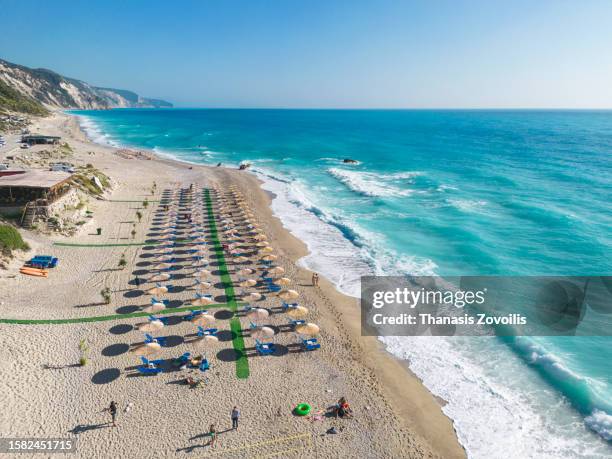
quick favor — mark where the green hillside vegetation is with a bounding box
[0,79,49,115]
[70,165,111,196]
[0,224,30,256]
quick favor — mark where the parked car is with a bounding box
[50,162,75,173]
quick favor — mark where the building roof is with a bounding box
[0,170,72,189]
[22,135,61,140]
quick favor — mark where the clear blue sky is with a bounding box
[1,0,612,108]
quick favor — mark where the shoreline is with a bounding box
[1,110,465,458]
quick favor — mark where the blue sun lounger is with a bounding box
[148,315,169,324]
[151,297,170,306]
[197,326,218,337]
[302,338,321,351]
[137,365,162,375]
[28,255,58,269]
[255,339,276,356]
[140,356,164,366]
[175,352,191,365]
[288,319,306,329]
[184,310,207,321]
[144,333,168,346]
[199,359,210,372]
[282,302,299,311]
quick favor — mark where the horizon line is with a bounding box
[72,107,612,111]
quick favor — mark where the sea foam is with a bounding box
[327,167,416,197]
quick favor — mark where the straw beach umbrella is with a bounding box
[256,241,269,247]
[191,314,216,326]
[193,334,219,345]
[192,269,211,278]
[244,292,262,302]
[268,266,285,276]
[191,296,214,306]
[287,305,309,318]
[253,234,267,241]
[276,277,291,286]
[149,273,171,282]
[234,256,249,263]
[136,320,165,332]
[146,284,168,295]
[261,254,277,262]
[238,268,255,276]
[295,323,320,336]
[193,280,212,290]
[153,262,172,270]
[279,290,299,301]
[240,279,257,288]
[251,326,275,340]
[247,308,269,321]
[131,342,162,356]
[260,246,274,253]
[143,302,166,313]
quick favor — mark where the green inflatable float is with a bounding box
[294,403,311,416]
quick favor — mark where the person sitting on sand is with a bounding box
[185,376,202,388]
[335,397,353,418]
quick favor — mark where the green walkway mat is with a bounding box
[204,188,250,379]
[0,303,230,325]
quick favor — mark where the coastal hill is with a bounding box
[0,58,172,115]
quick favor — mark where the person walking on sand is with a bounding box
[312,272,319,287]
[231,406,240,430]
[104,401,118,427]
[208,424,217,447]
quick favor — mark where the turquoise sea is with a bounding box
[73,109,612,458]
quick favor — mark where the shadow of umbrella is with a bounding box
[216,348,243,362]
[91,368,121,385]
[101,343,130,357]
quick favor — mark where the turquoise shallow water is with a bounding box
[73,109,612,457]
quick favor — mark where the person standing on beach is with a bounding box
[208,424,217,447]
[231,406,240,430]
[104,401,118,427]
[312,273,319,287]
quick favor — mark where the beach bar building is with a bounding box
[0,170,72,205]
[21,135,61,145]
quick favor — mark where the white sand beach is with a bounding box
[0,112,465,458]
